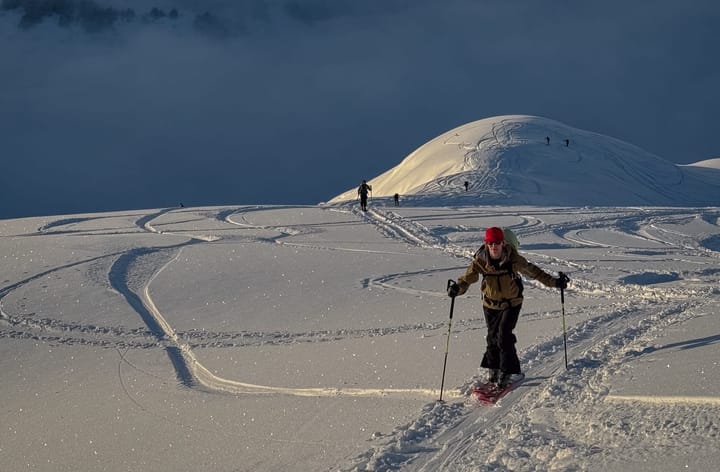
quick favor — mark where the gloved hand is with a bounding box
[447,280,460,298]
[556,272,570,289]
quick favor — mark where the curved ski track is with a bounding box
[1,206,471,400]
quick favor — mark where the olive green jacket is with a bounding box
[456,244,557,309]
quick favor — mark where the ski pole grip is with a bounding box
[447,279,458,296]
[558,272,566,303]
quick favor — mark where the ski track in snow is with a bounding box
[331,204,720,471]
[2,204,720,470]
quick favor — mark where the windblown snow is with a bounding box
[1,115,719,471]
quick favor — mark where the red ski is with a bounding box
[470,375,524,405]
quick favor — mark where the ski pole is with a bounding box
[439,280,457,402]
[559,272,569,369]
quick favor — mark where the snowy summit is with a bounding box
[330,115,719,207]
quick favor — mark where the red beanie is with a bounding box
[485,227,505,243]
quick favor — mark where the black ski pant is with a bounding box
[480,304,522,374]
[360,195,368,210]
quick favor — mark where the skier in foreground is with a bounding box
[448,227,569,388]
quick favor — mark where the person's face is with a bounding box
[487,241,503,259]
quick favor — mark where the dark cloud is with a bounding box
[1,0,719,218]
[0,0,421,35]
[1,0,168,32]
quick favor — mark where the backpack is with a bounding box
[502,227,520,250]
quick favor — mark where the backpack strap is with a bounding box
[478,247,524,298]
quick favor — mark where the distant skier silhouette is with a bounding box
[464,181,470,191]
[394,193,400,207]
[358,180,372,211]
[565,139,570,147]
[546,136,550,145]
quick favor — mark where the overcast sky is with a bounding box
[1,0,719,219]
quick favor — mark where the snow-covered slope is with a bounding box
[2,204,719,471]
[685,158,720,169]
[329,115,719,206]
